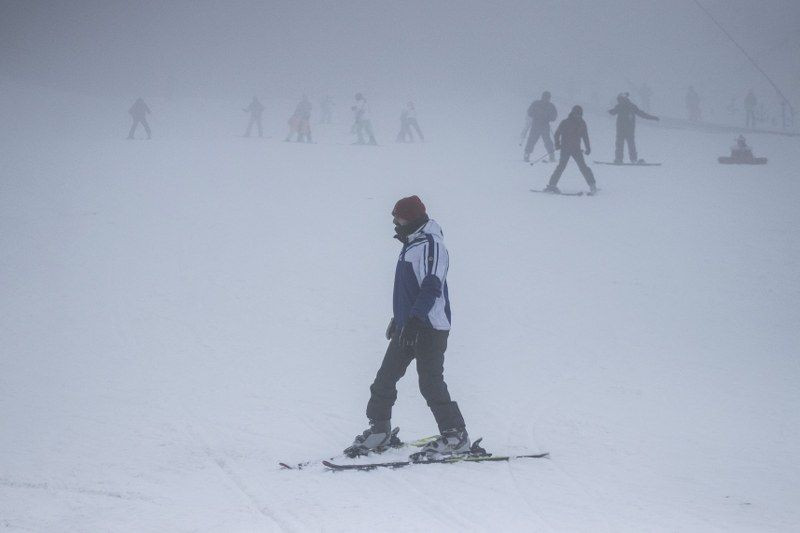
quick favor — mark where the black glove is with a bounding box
[584,147,591,155]
[399,316,425,350]
[385,317,396,340]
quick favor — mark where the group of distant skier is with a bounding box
[520,90,663,194]
[126,93,424,146]
[682,87,793,130]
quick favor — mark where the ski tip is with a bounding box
[518,452,550,459]
[322,460,344,471]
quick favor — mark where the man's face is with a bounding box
[393,216,408,227]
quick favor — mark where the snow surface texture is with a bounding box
[1,86,799,532]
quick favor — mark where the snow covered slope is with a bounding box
[1,90,799,532]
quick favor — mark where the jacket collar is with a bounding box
[401,219,443,245]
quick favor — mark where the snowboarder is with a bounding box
[127,98,151,140]
[523,91,557,162]
[285,94,312,143]
[686,86,701,122]
[319,95,334,124]
[545,105,597,194]
[744,90,757,128]
[608,93,659,163]
[396,101,424,142]
[243,96,264,137]
[718,135,767,164]
[345,196,469,458]
[351,93,377,145]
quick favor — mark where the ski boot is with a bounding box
[613,158,623,164]
[343,420,400,458]
[410,427,471,461]
[589,183,598,195]
[543,184,561,194]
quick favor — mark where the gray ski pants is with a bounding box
[366,329,465,432]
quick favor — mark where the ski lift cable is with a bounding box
[692,0,795,113]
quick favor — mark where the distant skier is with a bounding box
[243,96,264,138]
[638,83,653,113]
[285,94,312,143]
[345,195,469,458]
[744,90,757,128]
[545,105,597,194]
[686,86,701,122]
[608,93,659,163]
[319,95,334,124]
[352,93,377,145]
[523,91,557,162]
[396,101,424,142]
[127,98,151,140]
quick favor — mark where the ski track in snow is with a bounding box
[0,478,155,503]
[184,424,289,531]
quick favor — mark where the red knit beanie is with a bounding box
[392,195,426,221]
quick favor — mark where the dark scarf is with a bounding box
[394,215,429,243]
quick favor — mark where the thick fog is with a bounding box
[2,0,798,114]
[3,2,800,530]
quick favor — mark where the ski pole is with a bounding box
[529,152,551,165]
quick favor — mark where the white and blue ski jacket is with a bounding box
[393,219,451,331]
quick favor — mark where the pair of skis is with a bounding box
[530,188,598,197]
[593,160,661,166]
[323,449,550,471]
[280,432,550,472]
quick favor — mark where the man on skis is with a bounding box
[351,93,377,145]
[127,97,152,140]
[345,196,469,458]
[608,92,659,163]
[523,91,557,162]
[545,105,597,194]
[243,96,265,138]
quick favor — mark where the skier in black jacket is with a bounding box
[127,98,151,140]
[243,96,265,137]
[546,105,596,194]
[523,91,557,162]
[608,93,659,163]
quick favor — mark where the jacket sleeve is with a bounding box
[634,105,657,120]
[553,121,563,146]
[549,103,557,122]
[582,122,590,151]
[409,238,448,321]
[608,105,619,115]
